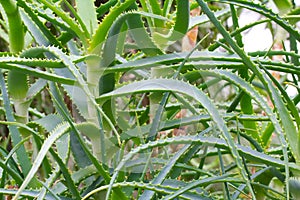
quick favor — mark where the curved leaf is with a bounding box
[101,78,252,199]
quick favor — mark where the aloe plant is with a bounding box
[0,0,299,199]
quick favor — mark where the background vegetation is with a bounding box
[0,0,299,199]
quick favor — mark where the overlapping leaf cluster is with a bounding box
[0,0,299,199]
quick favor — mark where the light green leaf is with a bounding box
[75,0,97,35]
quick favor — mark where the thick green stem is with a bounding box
[7,71,29,123]
[0,0,29,123]
[0,0,24,53]
[86,60,100,124]
[0,2,40,188]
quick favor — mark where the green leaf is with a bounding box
[14,123,75,199]
[139,144,190,199]
[103,135,300,199]
[211,0,300,42]
[50,89,128,200]
[0,71,32,177]
[152,0,190,46]
[0,56,65,68]
[0,63,76,85]
[83,180,215,200]
[100,78,252,199]
[17,0,63,48]
[195,0,293,197]
[75,0,97,35]
[272,0,293,14]
[96,0,118,17]
[189,7,230,29]
[34,114,70,163]
[89,0,136,53]
[0,188,70,200]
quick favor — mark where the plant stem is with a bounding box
[0,0,29,124]
[0,0,24,53]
